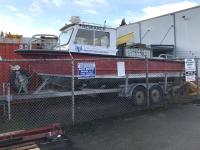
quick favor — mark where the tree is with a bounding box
[120,18,126,26]
[0,31,4,37]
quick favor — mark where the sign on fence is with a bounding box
[117,62,125,77]
[185,59,196,81]
[78,62,96,79]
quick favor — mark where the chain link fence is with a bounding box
[0,59,73,133]
[0,57,198,134]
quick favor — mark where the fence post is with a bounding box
[2,83,6,116]
[2,82,5,95]
[145,56,150,108]
[195,58,199,98]
[7,83,11,120]
[71,59,75,125]
[164,73,168,95]
[125,74,129,95]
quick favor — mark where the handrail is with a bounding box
[27,34,58,50]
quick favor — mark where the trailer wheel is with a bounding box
[132,86,147,106]
[10,69,31,94]
[149,85,163,105]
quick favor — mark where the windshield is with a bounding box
[59,28,73,46]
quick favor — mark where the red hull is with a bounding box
[0,43,184,94]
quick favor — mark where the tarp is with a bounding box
[117,32,133,45]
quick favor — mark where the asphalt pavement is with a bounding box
[70,103,200,150]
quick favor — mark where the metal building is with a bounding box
[117,5,200,59]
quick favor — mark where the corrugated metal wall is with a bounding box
[117,6,200,59]
[0,43,21,59]
[175,7,200,58]
[140,15,174,45]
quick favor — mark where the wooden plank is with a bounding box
[2,142,37,150]
[15,144,39,150]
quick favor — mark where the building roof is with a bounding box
[117,5,200,28]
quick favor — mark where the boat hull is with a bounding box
[0,44,185,94]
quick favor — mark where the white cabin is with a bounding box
[56,19,118,56]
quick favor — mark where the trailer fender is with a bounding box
[123,84,146,97]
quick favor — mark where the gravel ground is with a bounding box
[70,103,200,150]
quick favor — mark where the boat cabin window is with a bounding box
[74,29,110,47]
[59,28,73,46]
[74,29,94,45]
[95,31,110,47]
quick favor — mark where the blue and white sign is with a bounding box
[78,62,96,79]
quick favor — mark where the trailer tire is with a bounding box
[132,86,147,106]
[10,69,31,93]
[149,85,163,105]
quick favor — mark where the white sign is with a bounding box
[117,62,125,77]
[185,59,196,81]
[78,62,96,79]
[185,72,196,82]
[185,59,196,71]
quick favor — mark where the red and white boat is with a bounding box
[0,17,184,97]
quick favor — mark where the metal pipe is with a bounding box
[71,59,75,125]
[195,58,199,98]
[7,83,11,120]
[141,29,150,42]
[2,82,5,95]
[0,57,148,62]
[138,22,142,44]
[160,25,174,45]
[171,13,177,58]
[2,83,6,116]
[125,74,129,95]
[164,73,168,95]
[145,56,150,108]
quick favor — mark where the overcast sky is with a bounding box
[0,0,199,36]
